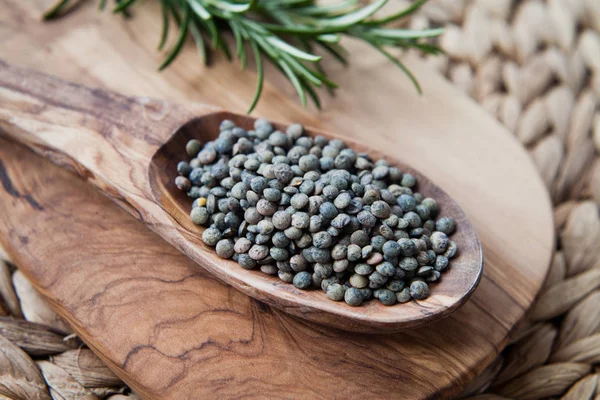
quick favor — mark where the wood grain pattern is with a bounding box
[0,61,482,332]
[0,0,554,397]
[0,138,531,400]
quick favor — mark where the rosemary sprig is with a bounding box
[43,0,442,113]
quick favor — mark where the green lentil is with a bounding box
[396,288,412,303]
[436,217,456,235]
[326,284,346,301]
[410,280,429,300]
[344,287,363,306]
[293,271,312,289]
[178,118,459,307]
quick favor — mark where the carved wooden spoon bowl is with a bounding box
[0,60,482,333]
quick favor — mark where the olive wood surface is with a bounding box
[0,0,554,397]
[0,60,482,332]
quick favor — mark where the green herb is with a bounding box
[43,0,442,112]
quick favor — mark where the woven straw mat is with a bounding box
[1,0,599,399]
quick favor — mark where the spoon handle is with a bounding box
[0,59,217,220]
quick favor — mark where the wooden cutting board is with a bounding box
[0,1,554,399]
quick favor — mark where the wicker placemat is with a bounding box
[1,1,599,399]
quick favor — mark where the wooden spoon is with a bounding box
[0,59,482,333]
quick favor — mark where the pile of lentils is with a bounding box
[174,118,458,307]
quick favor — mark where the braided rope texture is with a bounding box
[0,0,599,399]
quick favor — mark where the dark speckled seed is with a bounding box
[415,204,431,220]
[355,263,373,276]
[363,188,380,205]
[260,265,278,275]
[410,280,429,300]
[326,284,346,301]
[376,262,396,277]
[399,257,418,271]
[234,238,252,253]
[312,248,331,263]
[416,251,432,266]
[398,194,417,212]
[290,193,309,209]
[272,231,290,248]
[284,227,303,240]
[299,180,315,195]
[202,226,221,246]
[347,244,361,261]
[190,207,209,226]
[327,226,340,237]
[322,185,339,200]
[319,202,338,220]
[270,247,289,261]
[285,123,303,140]
[314,263,333,279]
[396,287,411,303]
[445,241,458,258]
[263,188,281,202]
[309,215,323,232]
[320,157,334,171]
[371,236,386,252]
[431,232,449,254]
[401,173,416,188]
[350,231,370,247]
[333,192,352,209]
[288,254,307,272]
[386,279,404,291]
[293,271,312,289]
[278,270,294,283]
[188,187,202,199]
[256,199,277,216]
[280,193,291,206]
[417,266,434,277]
[331,243,347,260]
[333,260,349,273]
[313,231,332,249]
[272,211,291,230]
[436,217,456,235]
[250,176,268,193]
[249,245,269,260]
[421,198,439,218]
[244,207,262,224]
[215,239,235,258]
[273,163,294,183]
[296,233,313,249]
[378,224,394,240]
[403,212,422,228]
[378,289,396,305]
[186,139,203,157]
[361,245,373,259]
[334,154,353,170]
[357,210,377,228]
[344,288,363,306]
[331,214,350,229]
[291,212,310,229]
[238,254,257,270]
[302,248,315,263]
[346,197,364,214]
[435,255,449,271]
[299,155,319,171]
[370,201,391,219]
[224,212,242,229]
[177,161,192,176]
[410,228,424,238]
